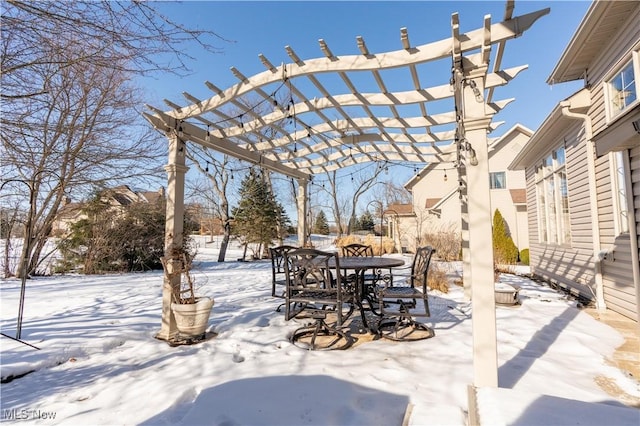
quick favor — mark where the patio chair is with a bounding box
[269,245,297,312]
[341,243,381,312]
[376,246,436,341]
[283,248,355,350]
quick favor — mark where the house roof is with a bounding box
[487,123,533,157]
[140,189,164,204]
[427,188,459,212]
[56,202,84,220]
[509,189,527,205]
[384,203,413,216]
[548,1,639,84]
[425,198,440,209]
[509,88,590,170]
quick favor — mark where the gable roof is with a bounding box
[509,88,590,170]
[509,189,527,205]
[548,1,639,84]
[487,123,533,157]
[425,198,441,209]
[384,203,414,216]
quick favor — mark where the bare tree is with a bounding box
[380,180,412,206]
[186,150,240,262]
[0,200,22,277]
[2,1,224,100]
[1,1,226,277]
[317,165,385,236]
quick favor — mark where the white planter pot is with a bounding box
[171,297,214,337]
[494,283,520,306]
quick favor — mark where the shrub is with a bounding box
[492,209,518,265]
[336,234,396,255]
[428,262,449,293]
[519,248,530,265]
[363,234,395,255]
[422,223,461,261]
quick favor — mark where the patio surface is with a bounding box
[585,308,640,408]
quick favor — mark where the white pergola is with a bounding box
[144,3,548,387]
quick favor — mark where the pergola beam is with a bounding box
[143,111,310,181]
[156,9,547,121]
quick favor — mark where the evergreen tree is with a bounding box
[313,210,330,235]
[232,169,289,258]
[58,191,177,273]
[359,211,376,233]
[492,209,519,264]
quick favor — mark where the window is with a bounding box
[607,54,638,118]
[535,146,571,245]
[611,151,630,235]
[489,172,506,189]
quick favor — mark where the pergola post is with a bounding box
[296,178,309,247]
[461,63,498,387]
[156,131,189,342]
[459,161,472,300]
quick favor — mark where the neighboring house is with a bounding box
[51,185,166,237]
[185,203,225,236]
[51,198,86,237]
[510,0,639,322]
[383,203,416,253]
[394,124,532,254]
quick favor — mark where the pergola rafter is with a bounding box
[145,3,549,388]
[143,9,544,180]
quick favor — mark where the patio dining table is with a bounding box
[328,256,405,332]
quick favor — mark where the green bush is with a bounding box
[519,248,530,265]
[492,209,518,264]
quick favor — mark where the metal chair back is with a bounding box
[269,245,297,298]
[341,243,374,258]
[377,245,436,341]
[283,248,354,350]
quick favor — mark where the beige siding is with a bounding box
[588,7,640,135]
[597,147,638,321]
[527,124,597,299]
[409,127,530,252]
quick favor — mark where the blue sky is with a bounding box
[140,1,591,210]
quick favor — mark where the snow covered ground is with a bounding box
[1,236,638,425]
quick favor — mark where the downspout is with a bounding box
[560,101,606,311]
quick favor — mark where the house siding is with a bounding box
[407,126,531,256]
[586,5,640,321]
[595,149,637,319]
[588,6,639,135]
[524,1,639,321]
[529,123,597,299]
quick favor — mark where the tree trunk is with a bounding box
[217,220,231,262]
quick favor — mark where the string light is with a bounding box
[468,79,483,102]
[469,148,479,166]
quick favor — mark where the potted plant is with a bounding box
[161,247,214,340]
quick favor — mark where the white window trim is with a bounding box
[535,145,571,246]
[609,150,631,236]
[603,49,639,123]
